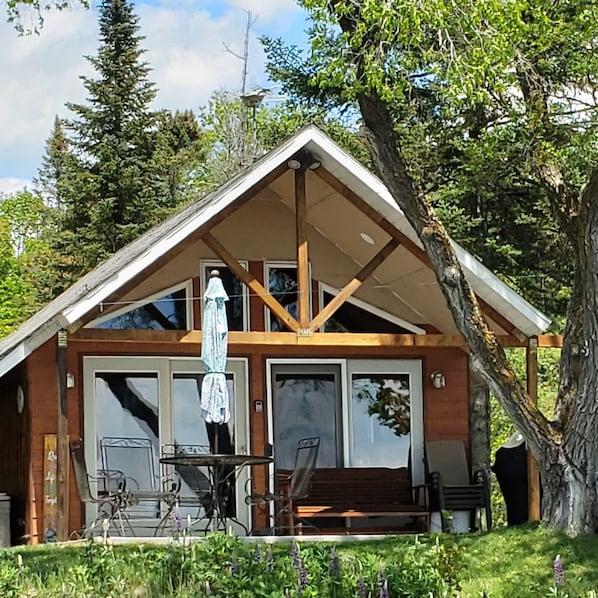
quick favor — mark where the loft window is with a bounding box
[319,283,425,334]
[201,262,248,331]
[266,262,311,331]
[89,281,192,330]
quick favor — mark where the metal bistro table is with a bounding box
[159,453,272,533]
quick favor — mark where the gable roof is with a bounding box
[0,124,550,377]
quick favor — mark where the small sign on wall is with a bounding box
[43,434,59,543]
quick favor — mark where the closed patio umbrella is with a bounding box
[200,270,230,426]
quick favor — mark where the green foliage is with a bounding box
[0,533,463,597]
[263,1,579,326]
[6,1,89,35]
[33,0,209,290]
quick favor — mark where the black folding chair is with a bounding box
[246,436,320,535]
[100,437,179,536]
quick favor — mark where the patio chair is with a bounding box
[69,439,134,539]
[100,437,179,535]
[246,436,320,535]
[425,440,492,532]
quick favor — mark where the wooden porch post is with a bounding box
[295,168,310,329]
[526,336,541,521]
[56,331,69,541]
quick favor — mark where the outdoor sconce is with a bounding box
[66,372,76,388]
[287,150,321,171]
[430,371,446,389]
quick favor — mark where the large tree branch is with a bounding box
[516,54,580,244]
[355,91,555,456]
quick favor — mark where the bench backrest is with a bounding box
[297,467,413,506]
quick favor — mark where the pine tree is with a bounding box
[34,116,72,209]
[59,0,168,267]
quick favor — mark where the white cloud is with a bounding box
[0,0,307,183]
[0,178,32,196]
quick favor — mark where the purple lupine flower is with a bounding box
[172,503,182,531]
[291,542,300,570]
[253,545,261,564]
[378,572,389,598]
[229,557,239,575]
[329,547,340,579]
[554,554,565,587]
[297,556,308,593]
[266,547,274,572]
[357,575,366,598]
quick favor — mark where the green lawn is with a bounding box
[1,525,597,597]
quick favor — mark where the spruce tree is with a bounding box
[60,0,168,269]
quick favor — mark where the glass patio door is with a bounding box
[267,359,424,484]
[268,361,343,470]
[83,356,249,533]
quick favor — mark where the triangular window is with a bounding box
[319,284,424,334]
[89,282,192,330]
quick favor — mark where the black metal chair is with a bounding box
[246,436,320,535]
[69,439,134,539]
[100,437,179,536]
[426,440,492,532]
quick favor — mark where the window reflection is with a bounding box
[172,373,236,517]
[350,374,411,467]
[95,288,188,330]
[202,266,246,331]
[94,372,160,518]
[272,370,338,469]
[322,291,411,333]
[268,266,300,331]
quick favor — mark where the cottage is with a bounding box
[0,125,550,542]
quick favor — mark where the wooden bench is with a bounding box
[289,467,430,534]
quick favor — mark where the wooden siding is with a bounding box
[18,332,469,542]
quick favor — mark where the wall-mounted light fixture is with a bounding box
[287,150,321,171]
[66,372,76,388]
[430,371,446,389]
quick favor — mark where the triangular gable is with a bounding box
[0,124,551,377]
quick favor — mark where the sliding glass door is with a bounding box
[267,359,424,483]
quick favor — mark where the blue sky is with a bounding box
[0,0,309,194]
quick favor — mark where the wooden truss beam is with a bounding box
[310,237,400,332]
[201,231,301,332]
[314,167,527,340]
[74,329,562,348]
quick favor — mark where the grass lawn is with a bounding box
[1,524,597,596]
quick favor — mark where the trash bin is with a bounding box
[0,493,10,547]
[491,432,528,525]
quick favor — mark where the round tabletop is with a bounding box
[159,453,273,467]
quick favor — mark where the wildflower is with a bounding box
[357,575,366,598]
[172,503,182,531]
[553,554,565,587]
[253,544,261,563]
[297,556,308,593]
[329,547,340,579]
[204,580,212,595]
[378,572,389,598]
[266,547,274,572]
[229,557,239,575]
[291,541,300,570]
